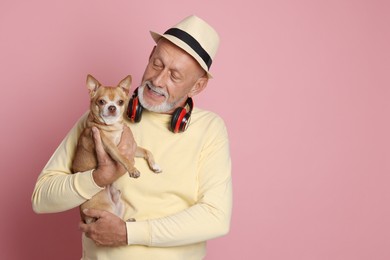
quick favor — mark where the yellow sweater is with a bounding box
[32,108,232,260]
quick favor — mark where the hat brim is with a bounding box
[150,31,213,78]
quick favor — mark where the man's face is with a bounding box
[139,39,207,114]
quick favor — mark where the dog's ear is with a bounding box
[86,74,101,94]
[118,75,132,94]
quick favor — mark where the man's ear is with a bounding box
[188,76,208,98]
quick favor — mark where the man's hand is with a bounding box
[79,209,127,247]
[92,125,137,187]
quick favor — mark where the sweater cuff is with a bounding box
[73,170,104,199]
[126,221,151,246]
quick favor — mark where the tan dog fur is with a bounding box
[72,74,161,223]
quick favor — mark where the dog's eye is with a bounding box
[118,100,124,106]
[98,99,106,105]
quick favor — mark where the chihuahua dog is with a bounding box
[72,74,161,223]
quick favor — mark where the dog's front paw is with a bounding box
[152,163,162,173]
[129,169,141,178]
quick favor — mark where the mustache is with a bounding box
[143,81,167,97]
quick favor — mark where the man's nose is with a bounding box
[152,70,168,88]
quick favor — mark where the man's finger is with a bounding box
[79,220,88,232]
[92,127,106,161]
[83,208,105,219]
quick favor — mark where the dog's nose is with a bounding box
[108,106,116,112]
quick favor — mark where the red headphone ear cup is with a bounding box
[170,97,194,133]
[127,96,143,123]
[171,107,187,133]
[179,114,191,132]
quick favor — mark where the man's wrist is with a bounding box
[92,168,106,187]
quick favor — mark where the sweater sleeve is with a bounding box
[32,113,104,214]
[126,119,232,247]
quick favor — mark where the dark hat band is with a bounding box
[164,28,212,69]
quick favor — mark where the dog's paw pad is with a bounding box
[152,164,162,173]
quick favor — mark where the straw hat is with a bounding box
[150,15,220,78]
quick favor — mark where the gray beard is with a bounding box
[138,82,184,113]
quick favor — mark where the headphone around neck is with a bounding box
[127,88,194,133]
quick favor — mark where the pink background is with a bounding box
[1,0,389,259]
